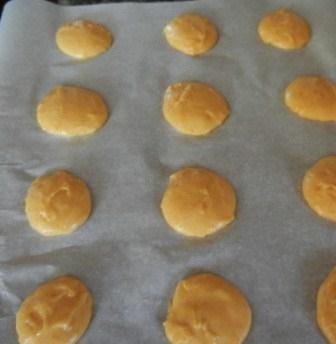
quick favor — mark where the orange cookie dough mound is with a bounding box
[164,273,252,344]
[258,9,311,50]
[285,77,336,121]
[160,167,236,238]
[317,267,336,344]
[163,13,218,56]
[56,20,112,59]
[37,86,108,137]
[16,276,93,344]
[302,156,336,223]
[25,170,92,236]
[163,82,229,136]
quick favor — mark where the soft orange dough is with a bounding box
[317,267,336,344]
[16,276,93,344]
[258,8,311,50]
[302,156,336,222]
[160,167,236,238]
[25,170,92,236]
[37,85,109,137]
[163,13,218,56]
[56,20,112,59]
[285,77,336,121]
[163,82,230,136]
[164,273,252,344]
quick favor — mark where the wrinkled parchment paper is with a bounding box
[0,0,336,342]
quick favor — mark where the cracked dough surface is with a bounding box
[302,156,336,222]
[163,82,229,136]
[163,13,218,56]
[258,8,311,50]
[16,276,93,344]
[56,20,112,59]
[164,273,252,344]
[37,85,108,137]
[317,267,336,344]
[25,170,92,236]
[160,167,236,238]
[285,77,336,121]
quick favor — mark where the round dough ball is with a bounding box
[164,273,252,344]
[16,276,93,344]
[317,267,336,344]
[37,86,108,137]
[302,156,336,223]
[25,170,92,236]
[160,167,236,238]
[285,77,336,121]
[163,82,230,136]
[56,20,112,59]
[258,8,311,50]
[163,13,218,56]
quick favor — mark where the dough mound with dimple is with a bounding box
[160,167,236,238]
[16,276,93,344]
[258,8,311,50]
[25,170,92,236]
[164,273,252,344]
[163,82,230,136]
[56,20,112,59]
[302,156,336,223]
[163,13,218,56]
[317,267,336,344]
[37,85,108,137]
[285,77,336,121]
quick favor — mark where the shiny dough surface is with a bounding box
[25,170,92,236]
[303,156,336,223]
[163,82,230,136]
[56,20,112,59]
[37,85,108,137]
[163,13,218,56]
[285,77,336,121]
[164,273,252,344]
[258,8,311,50]
[160,167,236,237]
[16,276,93,344]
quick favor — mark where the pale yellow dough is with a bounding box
[317,267,336,344]
[258,8,311,50]
[160,167,236,238]
[16,276,93,344]
[163,13,218,56]
[302,156,336,223]
[164,273,252,344]
[163,82,229,136]
[285,77,336,121]
[25,170,92,236]
[37,86,108,137]
[56,20,112,59]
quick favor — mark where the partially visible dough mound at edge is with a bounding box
[303,156,336,222]
[317,267,336,344]
[16,276,93,344]
[285,77,336,121]
[164,273,252,344]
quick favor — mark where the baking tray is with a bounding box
[0,0,336,343]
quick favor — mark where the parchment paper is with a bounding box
[0,0,336,343]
